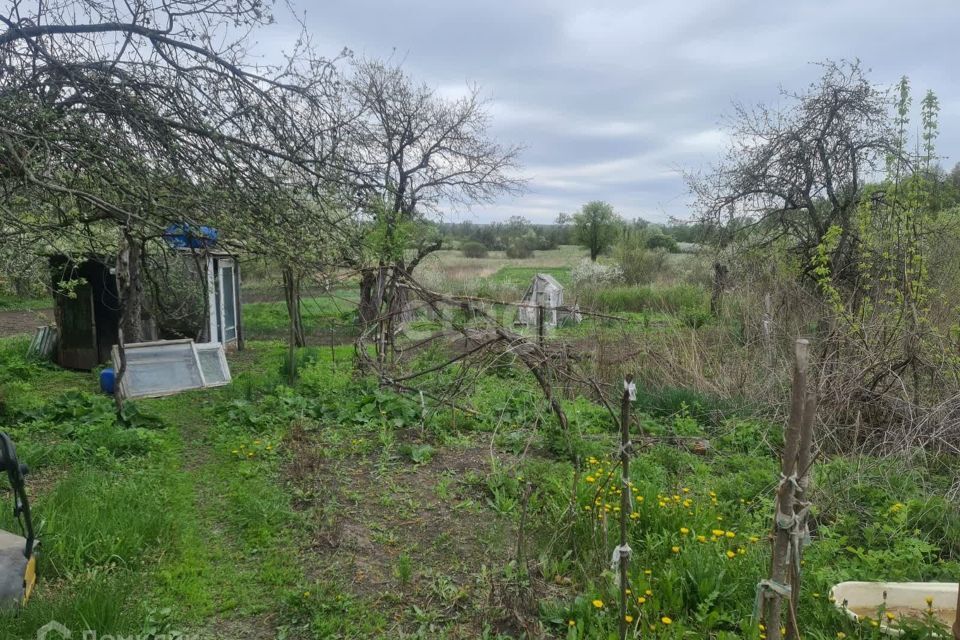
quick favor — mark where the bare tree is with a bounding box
[689,60,896,285]
[0,0,346,340]
[341,59,523,332]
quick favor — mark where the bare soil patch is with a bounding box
[0,308,53,338]
[282,427,556,637]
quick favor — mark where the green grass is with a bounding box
[576,283,708,313]
[489,265,572,287]
[0,284,957,640]
[0,294,49,311]
[242,291,359,339]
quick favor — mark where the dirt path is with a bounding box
[0,308,54,337]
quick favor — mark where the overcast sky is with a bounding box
[258,0,960,224]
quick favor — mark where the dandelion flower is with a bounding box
[568,620,576,627]
[885,612,895,621]
[671,546,680,553]
[680,527,690,535]
[837,633,846,639]
[592,599,604,609]
[661,616,672,625]
[637,596,646,604]
[586,476,596,483]
[711,529,725,537]
[624,615,634,623]
[726,550,736,559]
[645,589,653,596]
[725,531,735,538]
[697,535,707,543]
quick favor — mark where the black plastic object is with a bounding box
[0,433,34,558]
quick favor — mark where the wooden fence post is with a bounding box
[618,374,635,640]
[537,304,545,347]
[764,338,810,640]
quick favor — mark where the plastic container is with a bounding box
[99,368,115,395]
[831,581,957,636]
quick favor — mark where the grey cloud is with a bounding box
[262,0,960,223]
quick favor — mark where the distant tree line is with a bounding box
[442,211,712,259]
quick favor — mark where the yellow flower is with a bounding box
[624,615,634,623]
[637,596,646,604]
[643,569,652,575]
[592,599,604,609]
[925,596,934,606]
[671,546,680,553]
[749,536,760,543]
[711,529,725,537]
[661,616,672,625]
[885,611,895,621]
[645,589,653,596]
[837,633,846,639]
[680,527,690,535]
[725,531,735,538]
[697,535,707,543]
[586,476,596,483]
[869,619,879,627]
[303,591,311,597]
[568,620,576,627]
[726,550,736,559]
[682,487,690,493]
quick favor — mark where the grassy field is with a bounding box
[0,294,50,311]
[0,249,957,639]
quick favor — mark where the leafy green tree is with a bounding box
[573,201,621,261]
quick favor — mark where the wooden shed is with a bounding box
[49,250,243,370]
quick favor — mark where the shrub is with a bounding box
[569,259,623,288]
[646,233,679,253]
[460,241,489,258]
[505,241,534,259]
[614,239,670,284]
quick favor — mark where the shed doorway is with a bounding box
[210,257,239,345]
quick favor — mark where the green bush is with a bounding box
[460,241,489,258]
[646,233,679,253]
[505,240,534,259]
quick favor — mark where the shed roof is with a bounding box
[532,273,563,290]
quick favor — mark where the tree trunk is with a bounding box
[116,229,157,344]
[283,266,305,347]
[359,267,385,328]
